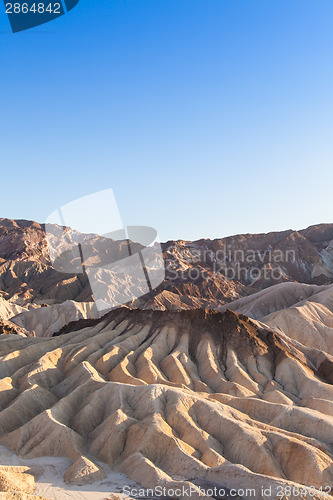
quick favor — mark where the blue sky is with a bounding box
[0,0,332,241]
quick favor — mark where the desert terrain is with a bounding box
[0,220,332,499]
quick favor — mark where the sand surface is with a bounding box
[0,446,136,500]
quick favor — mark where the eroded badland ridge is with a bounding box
[0,219,332,499]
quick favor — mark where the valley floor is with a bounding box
[0,446,136,500]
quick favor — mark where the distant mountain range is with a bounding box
[0,218,332,310]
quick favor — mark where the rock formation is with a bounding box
[0,308,331,498]
[1,219,333,311]
[11,300,98,338]
[0,219,333,498]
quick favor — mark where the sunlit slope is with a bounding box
[0,309,332,498]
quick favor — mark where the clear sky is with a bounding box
[0,0,332,241]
